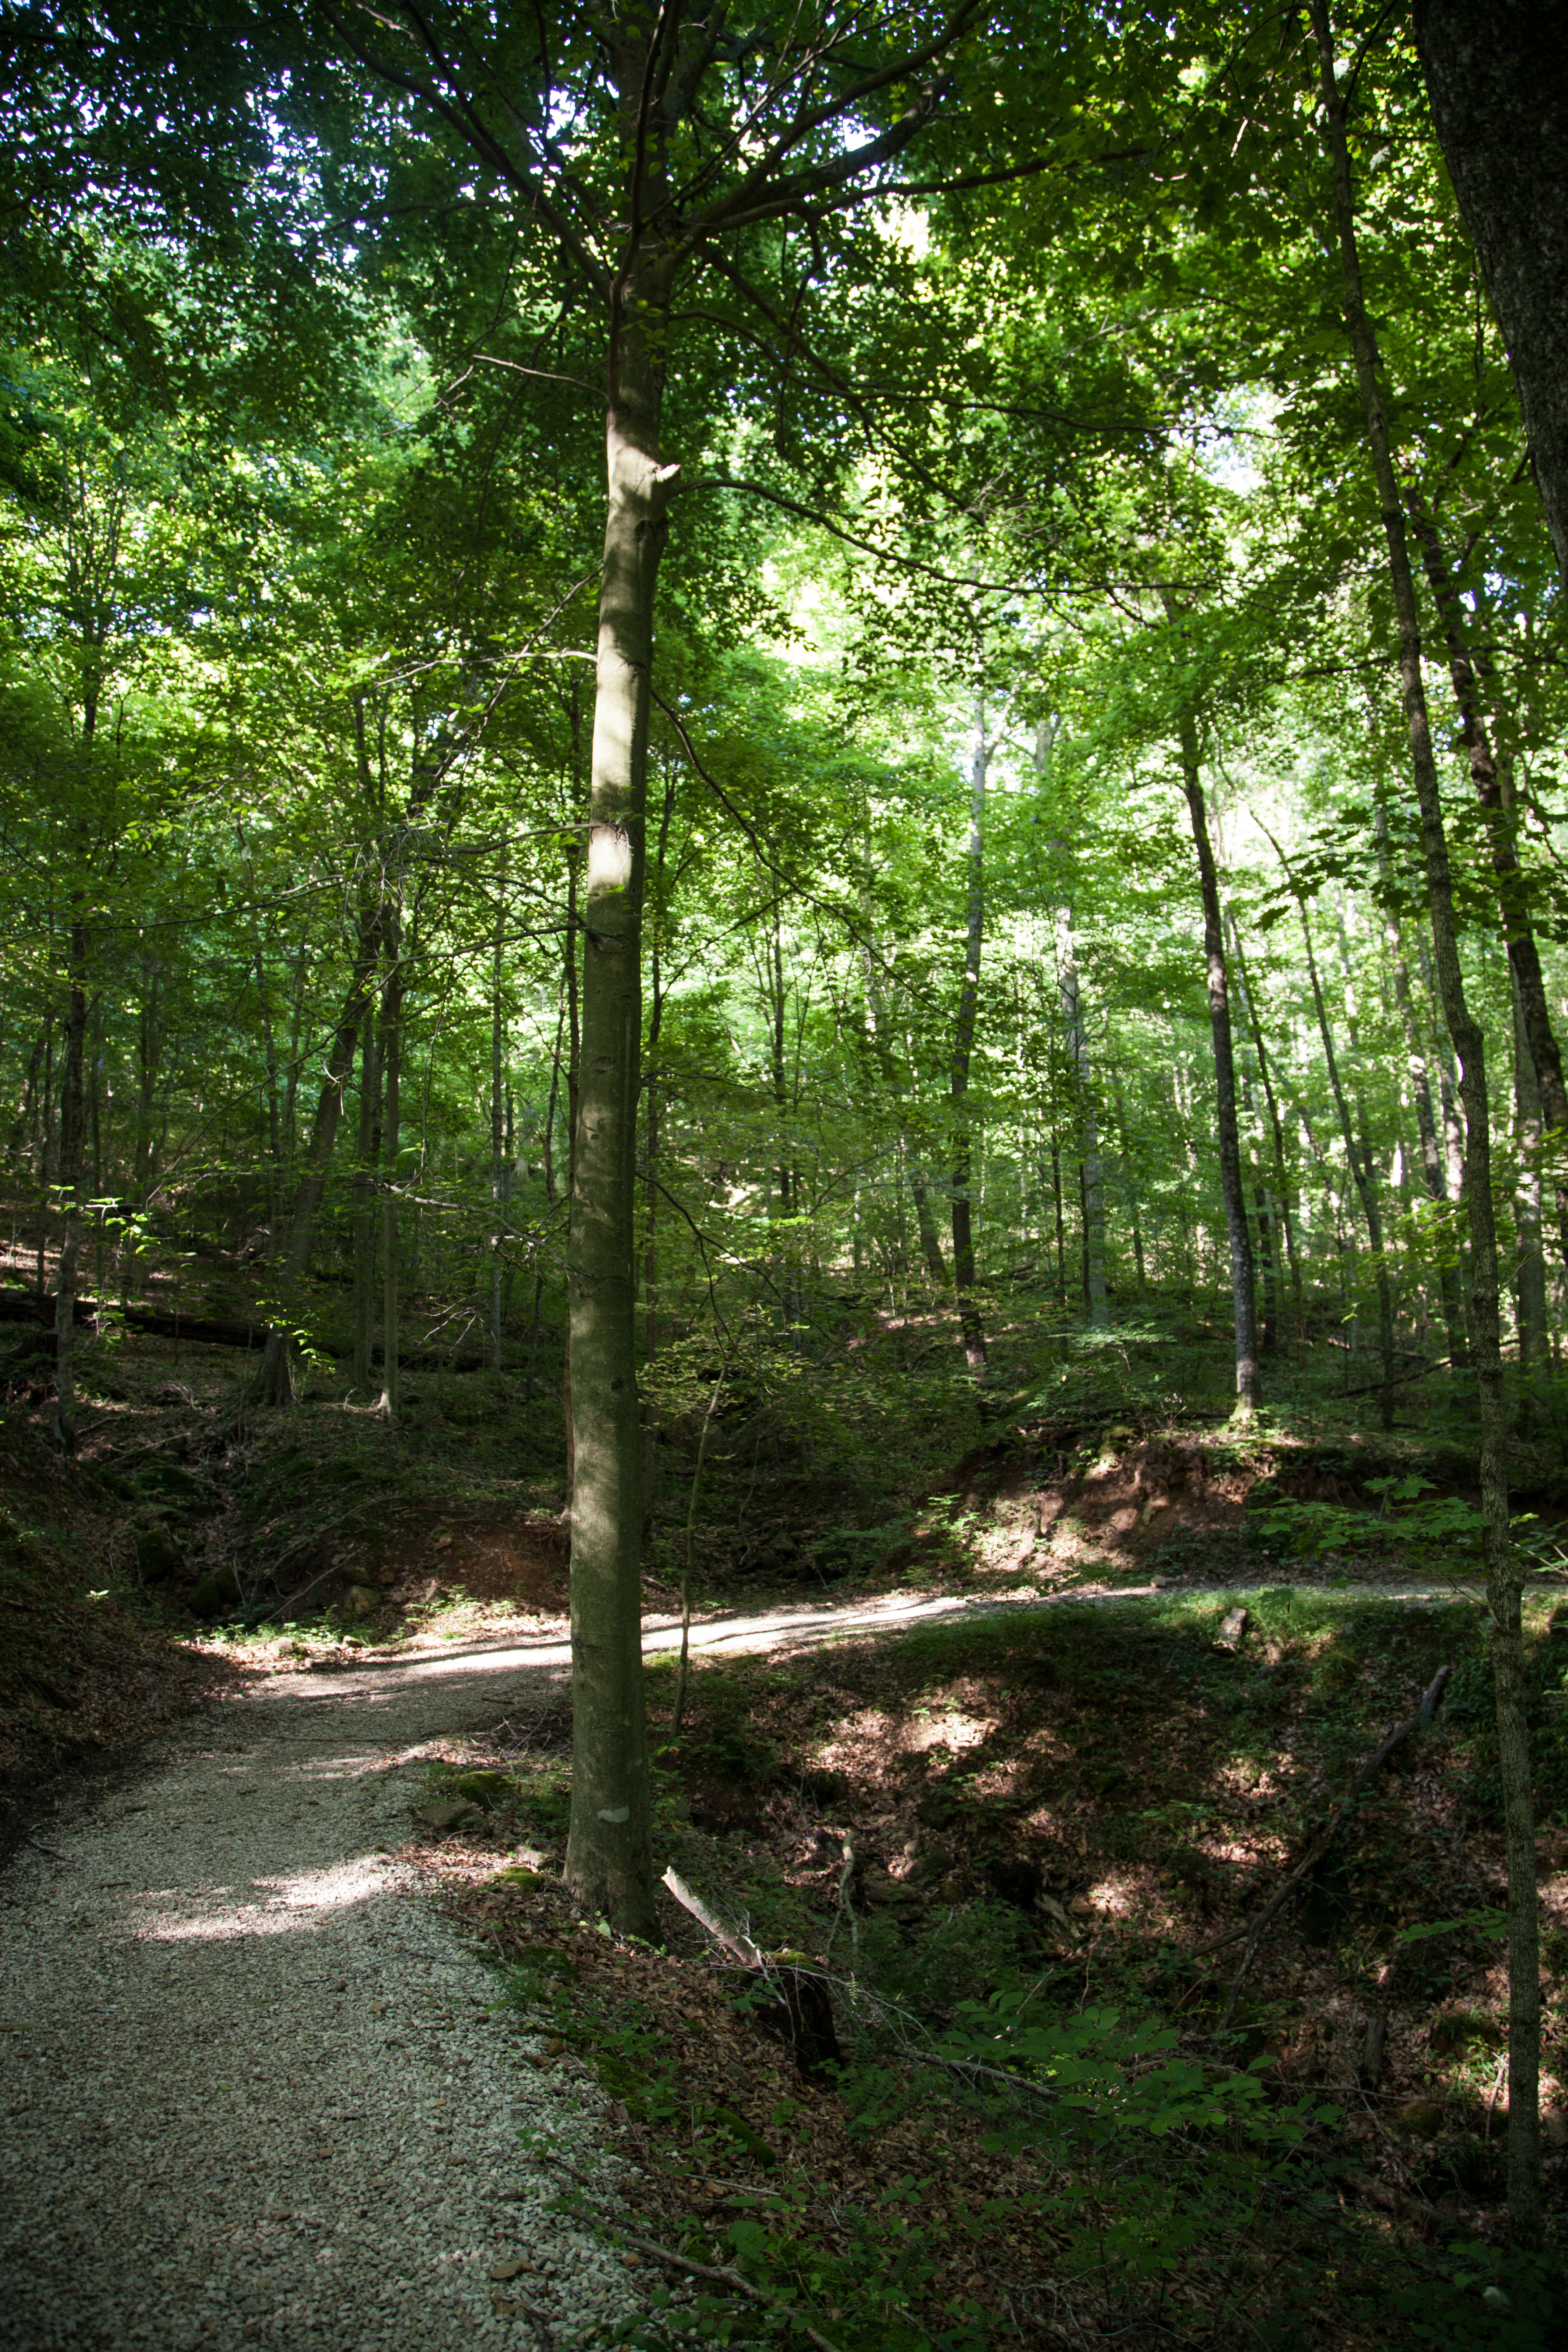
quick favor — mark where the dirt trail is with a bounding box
[0,1572,1485,2350]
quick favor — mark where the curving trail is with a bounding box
[0,1572,1475,2349]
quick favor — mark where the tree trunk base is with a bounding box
[252,1333,296,1408]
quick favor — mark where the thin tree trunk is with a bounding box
[1057,909,1107,1325]
[909,1161,948,1287]
[1109,1064,1146,1296]
[542,986,565,1209]
[378,950,402,1420]
[254,948,283,1258]
[88,998,102,1203]
[53,662,96,1452]
[562,717,583,1499]
[35,1012,52,1296]
[134,956,160,1208]
[767,894,800,1338]
[490,865,508,1375]
[950,701,988,1378]
[1314,0,1540,2237]
[1049,1134,1066,1305]
[1238,1066,1279,1353]
[52,930,87,1450]
[9,1026,45,1163]
[1374,804,1469,1366]
[282,947,306,1158]
[1408,493,1568,1277]
[563,238,674,1938]
[256,943,378,1407]
[862,944,946,1285]
[1512,973,1547,1431]
[1267,829,1398,1426]
[352,1005,380,1393]
[1165,658,1257,1415]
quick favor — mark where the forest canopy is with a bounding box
[2,0,1566,2278]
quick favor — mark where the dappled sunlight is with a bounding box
[900,1707,997,1754]
[132,1852,394,1942]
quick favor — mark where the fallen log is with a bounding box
[0,1288,526,1372]
[0,1291,268,1349]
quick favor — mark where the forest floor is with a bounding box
[3,1318,1568,2345]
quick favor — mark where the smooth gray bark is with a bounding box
[563,241,672,1937]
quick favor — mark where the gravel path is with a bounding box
[0,1651,641,2352]
[0,1570,1492,2350]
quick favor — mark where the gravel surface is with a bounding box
[0,1647,644,2352]
[0,1574,1483,2350]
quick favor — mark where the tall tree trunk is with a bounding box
[1263,821,1398,1420]
[1297,876,1398,1427]
[1056,909,1107,1325]
[562,716,584,1499]
[254,947,283,1260]
[1049,1133,1067,1305]
[1512,973,1548,1431]
[9,1026,45,1163]
[1109,1064,1146,1296]
[377,946,402,1421]
[52,926,87,1451]
[1314,0,1541,2238]
[542,987,565,1210]
[1165,653,1257,1416]
[767,895,801,1339]
[563,244,674,1938]
[54,667,96,1450]
[489,866,508,1375]
[1413,0,1568,586]
[909,1160,948,1287]
[950,702,988,1378]
[255,946,377,1407]
[862,944,946,1286]
[282,948,306,1158]
[35,1012,52,1296]
[134,955,160,1209]
[352,1004,380,1394]
[1374,805,1469,1366]
[1407,492,1568,1278]
[1238,1066,1279,1354]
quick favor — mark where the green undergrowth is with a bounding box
[449,1589,1568,2348]
[502,1919,1564,2352]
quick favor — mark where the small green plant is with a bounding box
[1246,1478,1493,1568]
